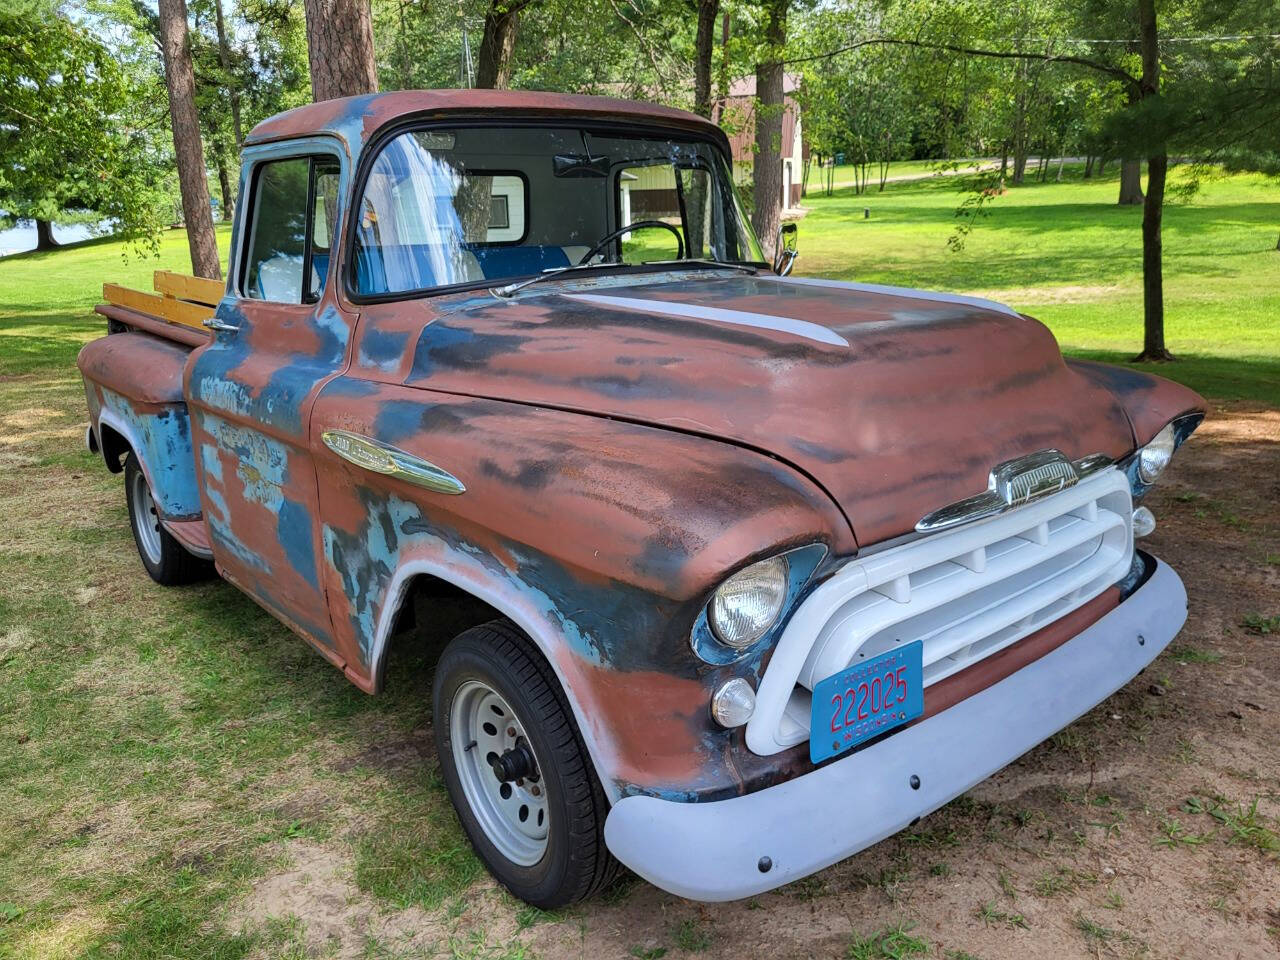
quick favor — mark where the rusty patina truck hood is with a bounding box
[403,273,1152,545]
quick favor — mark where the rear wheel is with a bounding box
[124,453,208,585]
[433,619,620,908]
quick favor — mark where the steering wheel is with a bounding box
[577,220,684,265]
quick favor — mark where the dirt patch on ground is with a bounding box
[967,283,1128,306]
[219,404,1280,959]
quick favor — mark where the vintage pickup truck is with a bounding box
[79,90,1205,907]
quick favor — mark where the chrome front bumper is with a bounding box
[604,555,1186,901]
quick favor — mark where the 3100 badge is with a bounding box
[810,641,924,763]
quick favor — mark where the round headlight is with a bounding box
[710,555,789,649]
[1138,423,1176,484]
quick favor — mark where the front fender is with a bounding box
[1066,359,1207,447]
[309,378,855,801]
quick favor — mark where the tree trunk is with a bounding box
[35,219,59,250]
[693,0,720,118]
[1097,156,1107,176]
[1138,154,1169,360]
[1118,159,1144,205]
[212,0,243,147]
[1011,65,1028,185]
[751,0,786,261]
[713,11,730,122]
[158,0,221,279]
[1134,0,1171,361]
[475,0,531,90]
[999,140,1008,179]
[302,0,378,101]
[1083,154,1094,178]
[215,149,234,222]
[1056,154,1065,181]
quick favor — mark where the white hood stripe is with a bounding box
[778,276,1023,319]
[566,293,850,348]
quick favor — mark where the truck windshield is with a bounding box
[351,126,763,297]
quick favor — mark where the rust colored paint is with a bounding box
[96,303,211,348]
[309,380,852,796]
[380,274,1198,545]
[245,89,729,161]
[917,585,1122,721]
[78,90,1209,807]
[1067,359,1206,447]
[78,331,190,404]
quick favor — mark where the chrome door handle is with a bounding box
[202,317,240,333]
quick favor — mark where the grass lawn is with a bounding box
[797,164,1280,405]
[0,166,1277,958]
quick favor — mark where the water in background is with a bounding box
[0,220,111,257]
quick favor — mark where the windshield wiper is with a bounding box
[489,262,616,299]
[489,259,758,299]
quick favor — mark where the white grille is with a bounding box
[745,468,1134,757]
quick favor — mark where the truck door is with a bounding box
[187,144,354,658]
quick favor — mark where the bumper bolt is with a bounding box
[909,774,921,790]
[757,856,772,873]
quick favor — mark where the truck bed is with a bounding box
[80,271,221,557]
[95,270,220,347]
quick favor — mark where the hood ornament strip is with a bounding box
[916,449,1112,533]
[322,429,466,496]
[565,293,851,348]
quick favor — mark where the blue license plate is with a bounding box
[810,641,924,763]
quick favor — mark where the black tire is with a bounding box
[124,453,209,585]
[433,619,621,908]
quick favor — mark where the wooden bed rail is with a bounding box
[100,270,225,335]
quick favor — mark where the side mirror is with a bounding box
[773,222,798,276]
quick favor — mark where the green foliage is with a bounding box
[670,917,712,952]
[846,923,931,959]
[1240,613,1280,635]
[0,0,169,253]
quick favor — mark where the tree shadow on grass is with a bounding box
[1063,348,1280,407]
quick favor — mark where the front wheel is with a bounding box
[433,620,620,908]
[124,453,208,585]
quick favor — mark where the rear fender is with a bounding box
[79,334,201,521]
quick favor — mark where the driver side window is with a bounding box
[242,155,340,303]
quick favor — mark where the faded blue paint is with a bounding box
[372,400,429,442]
[323,489,610,669]
[358,326,410,371]
[201,411,289,509]
[277,497,319,590]
[97,386,201,519]
[200,442,224,483]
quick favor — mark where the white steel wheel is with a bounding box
[122,452,209,586]
[449,680,549,866]
[129,464,163,565]
[433,620,621,908]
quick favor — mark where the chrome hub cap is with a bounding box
[450,680,549,865]
[130,469,162,565]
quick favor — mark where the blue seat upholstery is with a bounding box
[312,253,329,294]
[467,245,570,278]
[354,243,572,295]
